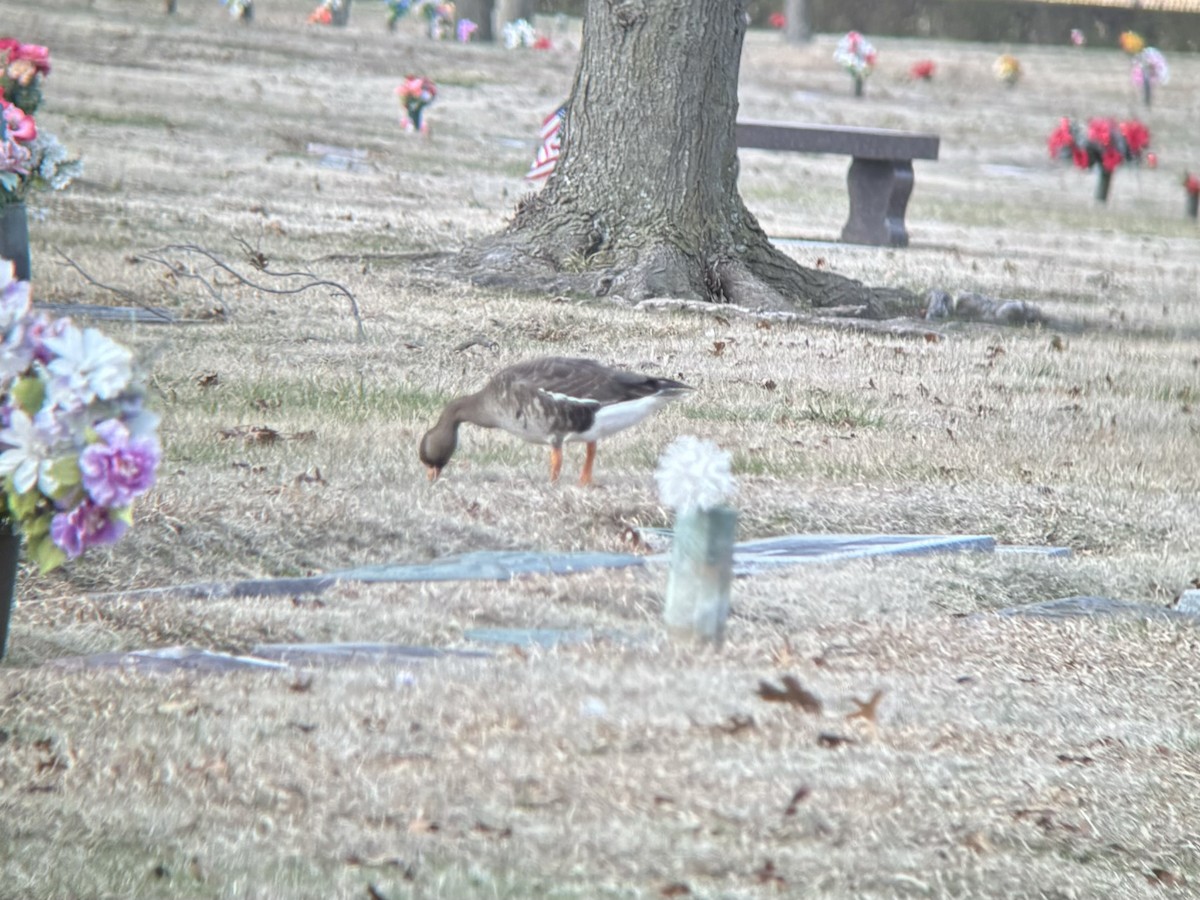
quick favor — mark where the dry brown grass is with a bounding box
[2,2,1200,897]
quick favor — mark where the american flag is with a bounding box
[525,105,566,180]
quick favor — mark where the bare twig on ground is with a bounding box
[140,242,366,339]
[54,250,178,323]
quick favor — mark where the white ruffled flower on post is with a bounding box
[656,435,738,647]
[654,435,736,516]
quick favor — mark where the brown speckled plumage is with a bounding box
[419,357,692,485]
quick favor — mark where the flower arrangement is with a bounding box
[1129,46,1168,107]
[502,18,538,49]
[456,18,478,42]
[993,53,1021,86]
[0,261,160,572]
[1118,31,1145,55]
[307,0,343,25]
[833,31,877,96]
[423,2,456,40]
[1047,116,1150,201]
[910,59,936,81]
[396,76,436,135]
[385,0,413,31]
[0,39,81,214]
[221,0,253,21]
[1070,28,1086,47]
[768,12,786,29]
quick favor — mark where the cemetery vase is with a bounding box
[331,0,352,25]
[664,506,737,647]
[1188,193,1198,220]
[0,203,31,282]
[0,523,19,661]
[1142,66,1152,107]
[1095,169,1112,203]
[853,74,864,97]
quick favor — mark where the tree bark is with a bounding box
[784,0,811,44]
[453,0,906,314]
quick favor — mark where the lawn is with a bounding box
[1,2,1198,898]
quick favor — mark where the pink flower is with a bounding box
[11,42,50,75]
[768,12,785,29]
[79,419,160,508]
[1,99,35,143]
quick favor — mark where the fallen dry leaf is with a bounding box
[712,714,756,737]
[407,815,439,834]
[845,688,885,734]
[783,785,811,816]
[709,340,728,357]
[755,675,822,715]
[816,732,855,749]
[753,859,786,887]
[1146,868,1186,887]
[196,372,219,388]
[660,883,692,897]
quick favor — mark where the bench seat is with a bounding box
[736,120,940,247]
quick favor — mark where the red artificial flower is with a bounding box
[1119,119,1150,157]
[768,12,785,29]
[1047,117,1075,158]
[910,59,936,80]
[0,39,19,58]
[1071,146,1090,170]
[307,7,332,24]
[1086,118,1113,149]
[532,35,552,49]
[1184,173,1200,196]
[1100,146,1123,173]
[1,99,35,143]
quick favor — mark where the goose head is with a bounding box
[418,422,457,481]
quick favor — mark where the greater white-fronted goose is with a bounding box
[419,356,693,485]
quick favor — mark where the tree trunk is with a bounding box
[784,0,811,44]
[454,0,903,314]
[456,0,496,41]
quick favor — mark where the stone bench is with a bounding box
[736,120,940,247]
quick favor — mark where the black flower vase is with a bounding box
[1095,169,1112,203]
[1188,193,1199,220]
[853,74,864,97]
[0,524,20,661]
[1141,65,1152,107]
[0,203,31,281]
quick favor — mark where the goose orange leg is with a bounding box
[579,442,597,487]
[549,446,563,482]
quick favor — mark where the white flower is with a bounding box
[0,408,57,494]
[0,260,31,330]
[43,323,133,405]
[654,435,737,515]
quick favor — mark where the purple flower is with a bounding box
[79,419,159,507]
[50,498,128,559]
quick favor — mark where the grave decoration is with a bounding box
[307,0,345,25]
[0,38,81,281]
[993,53,1021,87]
[502,18,538,49]
[1185,172,1199,220]
[385,0,412,31]
[768,12,785,29]
[1129,47,1168,108]
[396,76,437,135]
[833,31,876,97]
[910,59,935,81]
[526,105,565,180]
[1047,116,1150,203]
[456,18,477,42]
[655,436,737,646]
[1070,28,1086,47]
[221,0,253,22]
[0,260,160,574]
[424,2,456,40]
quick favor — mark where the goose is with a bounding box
[419,357,693,485]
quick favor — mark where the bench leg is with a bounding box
[841,158,914,247]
